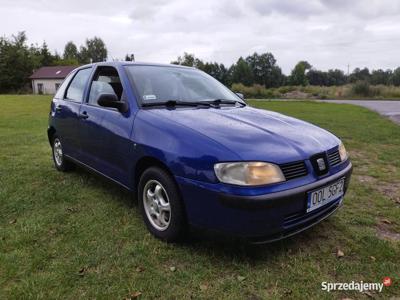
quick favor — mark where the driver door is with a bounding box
[78,65,134,187]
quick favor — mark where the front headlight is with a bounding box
[214,162,285,186]
[339,142,348,161]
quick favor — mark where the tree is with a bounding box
[307,68,347,86]
[370,69,391,85]
[39,42,54,66]
[307,69,328,86]
[391,67,400,86]
[79,37,107,63]
[349,67,370,83]
[63,41,78,60]
[289,61,312,86]
[231,57,253,86]
[28,41,57,67]
[125,54,135,61]
[0,32,35,92]
[52,57,79,66]
[245,52,283,87]
[171,52,204,67]
[327,69,347,86]
[199,62,231,85]
[217,63,231,86]
[171,53,232,85]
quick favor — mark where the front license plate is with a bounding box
[307,178,345,213]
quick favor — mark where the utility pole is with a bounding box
[347,63,350,76]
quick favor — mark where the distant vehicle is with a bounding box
[48,62,352,243]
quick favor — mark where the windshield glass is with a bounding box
[125,65,243,105]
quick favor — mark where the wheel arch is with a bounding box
[47,126,56,145]
[134,156,175,190]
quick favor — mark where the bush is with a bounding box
[231,83,281,99]
[381,85,400,98]
[277,86,297,94]
[231,82,400,100]
[351,81,373,97]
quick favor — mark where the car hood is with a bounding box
[147,106,340,163]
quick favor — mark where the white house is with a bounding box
[30,66,77,94]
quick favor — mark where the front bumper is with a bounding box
[176,162,353,242]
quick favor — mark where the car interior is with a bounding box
[88,66,123,105]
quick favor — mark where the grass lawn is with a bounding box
[1,95,399,299]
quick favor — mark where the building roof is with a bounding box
[30,66,77,79]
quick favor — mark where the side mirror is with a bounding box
[97,93,128,113]
[236,92,245,100]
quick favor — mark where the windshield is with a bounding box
[125,65,243,105]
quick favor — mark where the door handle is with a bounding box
[55,105,62,112]
[79,111,89,119]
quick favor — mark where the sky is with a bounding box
[2,0,400,74]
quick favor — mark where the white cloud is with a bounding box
[1,0,400,73]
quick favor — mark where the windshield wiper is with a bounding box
[204,99,246,107]
[141,99,245,108]
[142,100,211,108]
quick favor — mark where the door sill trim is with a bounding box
[65,154,132,191]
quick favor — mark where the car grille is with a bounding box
[327,149,341,167]
[280,161,308,180]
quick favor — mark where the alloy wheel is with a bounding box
[142,180,171,231]
[53,138,63,166]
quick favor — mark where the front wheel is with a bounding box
[52,136,74,172]
[138,167,186,242]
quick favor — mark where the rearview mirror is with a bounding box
[97,93,128,113]
[236,92,245,100]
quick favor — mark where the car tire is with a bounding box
[138,167,186,242]
[52,136,74,172]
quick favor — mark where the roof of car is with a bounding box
[30,66,78,79]
[78,61,195,70]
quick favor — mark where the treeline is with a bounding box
[2,31,400,95]
[172,52,400,88]
[0,32,110,93]
[171,52,284,87]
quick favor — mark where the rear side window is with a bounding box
[65,68,92,102]
[54,72,74,99]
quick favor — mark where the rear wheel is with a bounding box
[52,136,74,172]
[138,167,186,242]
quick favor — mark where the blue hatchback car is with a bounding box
[48,62,352,243]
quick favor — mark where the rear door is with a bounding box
[78,65,134,186]
[52,67,93,159]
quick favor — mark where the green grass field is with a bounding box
[1,95,399,299]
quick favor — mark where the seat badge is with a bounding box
[317,158,326,171]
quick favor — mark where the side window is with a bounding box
[88,67,124,106]
[54,72,74,99]
[65,68,92,102]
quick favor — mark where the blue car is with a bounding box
[48,62,352,243]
